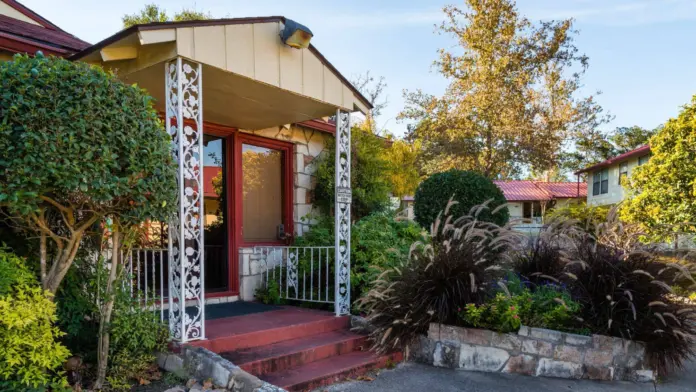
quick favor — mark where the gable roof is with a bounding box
[574,144,651,175]
[0,0,89,55]
[493,180,586,202]
[69,17,373,111]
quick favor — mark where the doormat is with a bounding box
[163,301,281,321]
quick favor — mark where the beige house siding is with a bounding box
[173,22,362,112]
[586,156,642,206]
[0,2,42,26]
[508,201,524,220]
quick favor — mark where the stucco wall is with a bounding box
[586,156,644,206]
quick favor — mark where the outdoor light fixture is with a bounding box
[280,19,313,49]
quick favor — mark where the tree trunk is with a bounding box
[43,232,84,294]
[39,233,47,283]
[94,229,121,390]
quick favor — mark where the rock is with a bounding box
[553,345,583,363]
[491,332,522,351]
[633,369,655,383]
[503,354,537,376]
[530,327,563,343]
[163,387,186,392]
[564,333,591,347]
[584,349,613,367]
[410,335,436,364]
[188,382,204,392]
[521,338,553,357]
[536,358,583,379]
[592,335,614,350]
[458,344,510,372]
[585,365,614,381]
[517,326,530,337]
[186,379,198,388]
[433,341,459,368]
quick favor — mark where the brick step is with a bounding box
[221,330,368,377]
[262,350,403,392]
[191,310,350,353]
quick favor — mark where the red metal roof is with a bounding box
[203,166,222,198]
[575,144,651,175]
[493,180,586,202]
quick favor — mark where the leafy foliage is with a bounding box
[383,139,421,198]
[358,201,521,354]
[0,249,70,391]
[545,203,610,233]
[414,170,509,228]
[314,124,392,220]
[560,125,655,178]
[459,275,583,334]
[621,96,696,242]
[0,53,177,293]
[400,0,608,177]
[122,3,211,28]
[292,212,423,303]
[56,254,169,391]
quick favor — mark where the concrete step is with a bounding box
[262,350,403,392]
[190,308,350,353]
[221,330,368,377]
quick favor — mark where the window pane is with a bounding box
[593,182,600,196]
[601,179,608,194]
[242,144,283,242]
[601,169,609,181]
[203,135,228,292]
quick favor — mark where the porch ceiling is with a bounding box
[124,63,338,130]
[71,17,373,126]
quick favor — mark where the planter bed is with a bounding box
[411,323,655,383]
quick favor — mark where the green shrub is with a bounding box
[314,126,392,220]
[293,212,423,304]
[0,249,70,391]
[545,203,610,232]
[413,170,508,228]
[255,278,284,305]
[358,201,520,354]
[458,275,584,334]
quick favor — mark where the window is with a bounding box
[241,143,285,242]
[592,169,609,196]
[202,135,229,292]
[638,154,650,166]
[619,162,628,185]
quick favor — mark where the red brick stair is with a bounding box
[194,307,400,391]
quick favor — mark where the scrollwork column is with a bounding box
[334,110,351,316]
[165,57,205,342]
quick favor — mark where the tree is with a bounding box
[122,3,211,28]
[384,138,421,198]
[560,125,656,178]
[0,54,177,294]
[399,0,608,179]
[314,123,392,219]
[620,97,696,243]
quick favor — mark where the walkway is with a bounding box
[323,360,696,392]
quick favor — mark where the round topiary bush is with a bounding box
[413,170,508,227]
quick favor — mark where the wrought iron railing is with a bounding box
[254,246,336,305]
[124,248,168,322]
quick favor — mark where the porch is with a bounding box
[172,301,399,391]
[72,17,368,342]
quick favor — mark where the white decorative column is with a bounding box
[165,57,205,342]
[334,110,351,316]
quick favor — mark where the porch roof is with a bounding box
[70,17,372,130]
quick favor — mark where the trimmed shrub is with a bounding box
[358,201,521,354]
[0,249,70,391]
[413,170,508,228]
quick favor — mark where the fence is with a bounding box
[254,246,336,306]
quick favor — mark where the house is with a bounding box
[1,0,368,342]
[575,145,651,206]
[493,181,587,224]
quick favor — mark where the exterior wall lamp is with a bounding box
[280,19,313,49]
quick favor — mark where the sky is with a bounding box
[21,0,696,137]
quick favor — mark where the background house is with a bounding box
[575,145,651,206]
[493,181,587,224]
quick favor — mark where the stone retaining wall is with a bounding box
[412,323,654,383]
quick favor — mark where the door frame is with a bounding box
[201,122,295,298]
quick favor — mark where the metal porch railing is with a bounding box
[254,246,336,306]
